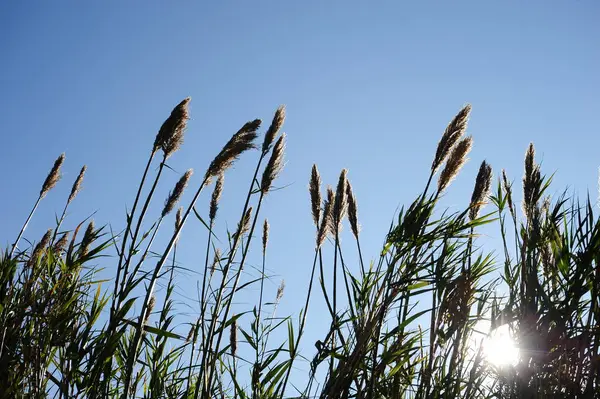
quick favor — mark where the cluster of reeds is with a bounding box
[1,101,599,399]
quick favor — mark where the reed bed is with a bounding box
[1,100,599,399]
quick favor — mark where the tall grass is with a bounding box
[1,100,599,398]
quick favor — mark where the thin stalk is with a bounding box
[10,196,42,258]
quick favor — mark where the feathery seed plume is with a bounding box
[522,143,539,220]
[346,180,360,239]
[230,319,238,357]
[68,165,87,203]
[309,164,322,227]
[186,322,196,343]
[276,280,285,301]
[262,105,286,154]
[153,97,190,158]
[469,161,493,220]
[332,169,348,233]
[260,134,286,194]
[162,169,193,217]
[234,207,253,241]
[209,174,224,222]
[80,221,95,257]
[262,219,269,255]
[175,207,183,230]
[437,136,473,193]
[53,232,70,254]
[316,187,334,248]
[432,105,471,173]
[206,120,260,179]
[30,229,52,266]
[40,153,65,198]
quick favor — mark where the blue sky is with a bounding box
[1,0,599,390]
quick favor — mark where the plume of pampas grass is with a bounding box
[209,174,224,222]
[162,169,193,217]
[262,105,286,154]
[346,180,360,239]
[234,207,253,241]
[522,143,540,220]
[80,221,95,256]
[276,280,285,301]
[40,153,65,198]
[469,161,493,221]
[29,229,52,266]
[262,219,269,255]
[432,105,471,173]
[309,164,322,228]
[153,97,190,158]
[210,248,221,277]
[205,120,260,179]
[53,232,70,254]
[68,165,87,204]
[260,134,286,194]
[332,169,348,233]
[316,187,335,249]
[437,136,473,193]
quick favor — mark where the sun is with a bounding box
[482,324,520,367]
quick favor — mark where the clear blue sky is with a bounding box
[1,0,599,389]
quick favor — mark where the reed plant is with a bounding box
[1,100,598,399]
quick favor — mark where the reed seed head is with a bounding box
[186,322,196,343]
[262,105,286,154]
[437,136,473,193]
[80,220,95,257]
[53,232,69,254]
[309,164,322,228]
[154,97,190,158]
[502,169,516,219]
[68,165,87,204]
[469,160,493,221]
[162,169,193,217]
[260,134,286,194]
[40,153,65,198]
[346,180,360,239]
[234,207,253,241]
[432,104,471,173]
[209,173,224,222]
[276,279,285,301]
[30,229,52,266]
[206,119,261,179]
[522,143,541,221]
[262,219,269,255]
[230,319,238,357]
[316,186,334,248]
[332,169,348,233]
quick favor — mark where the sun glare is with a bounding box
[482,325,519,367]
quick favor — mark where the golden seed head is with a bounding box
[522,143,540,221]
[309,164,322,228]
[234,207,253,241]
[209,173,224,222]
[262,105,286,154]
[53,232,70,254]
[80,220,95,257]
[432,104,471,173]
[68,165,87,204]
[260,134,286,194]
[469,160,493,221]
[332,169,348,232]
[162,169,193,217]
[30,229,53,266]
[276,280,285,301]
[437,136,473,193]
[206,119,260,179]
[210,248,221,277]
[262,219,269,255]
[40,153,65,198]
[316,186,334,248]
[154,97,191,158]
[346,180,360,239]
